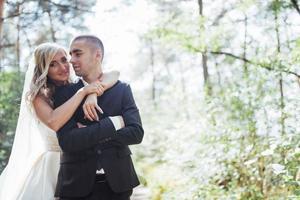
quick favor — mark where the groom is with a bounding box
[53,35,144,199]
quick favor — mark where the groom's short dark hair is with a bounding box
[72,35,104,61]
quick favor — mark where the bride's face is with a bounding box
[47,50,70,85]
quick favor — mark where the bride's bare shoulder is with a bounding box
[33,94,52,110]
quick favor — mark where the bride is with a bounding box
[0,43,119,200]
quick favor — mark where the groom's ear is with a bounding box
[95,49,102,62]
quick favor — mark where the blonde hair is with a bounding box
[27,43,68,105]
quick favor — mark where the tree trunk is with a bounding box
[279,76,285,136]
[0,0,4,38]
[202,53,209,85]
[15,3,21,71]
[0,0,5,70]
[198,0,203,15]
[274,0,285,136]
[243,14,248,74]
[47,10,56,42]
[197,0,211,95]
[16,18,20,70]
[149,39,157,106]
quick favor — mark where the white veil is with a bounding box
[0,61,47,199]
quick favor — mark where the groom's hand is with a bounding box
[79,116,124,131]
[77,122,87,128]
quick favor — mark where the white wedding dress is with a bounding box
[0,61,61,200]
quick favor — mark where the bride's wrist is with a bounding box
[77,87,87,97]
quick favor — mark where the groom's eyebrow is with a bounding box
[69,49,82,55]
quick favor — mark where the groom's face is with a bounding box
[69,40,98,77]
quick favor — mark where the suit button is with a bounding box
[97,150,102,154]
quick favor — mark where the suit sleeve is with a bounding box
[54,86,117,153]
[111,84,144,145]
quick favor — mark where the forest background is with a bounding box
[0,0,300,199]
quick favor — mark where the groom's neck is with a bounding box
[83,68,103,84]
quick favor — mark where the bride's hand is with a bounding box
[82,81,105,96]
[83,93,103,121]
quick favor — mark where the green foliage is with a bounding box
[0,71,24,172]
[135,66,299,199]
[133,0,300,199]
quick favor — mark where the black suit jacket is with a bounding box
[53,80,144,198]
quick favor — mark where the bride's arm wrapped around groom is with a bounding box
[53,81,144,152]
